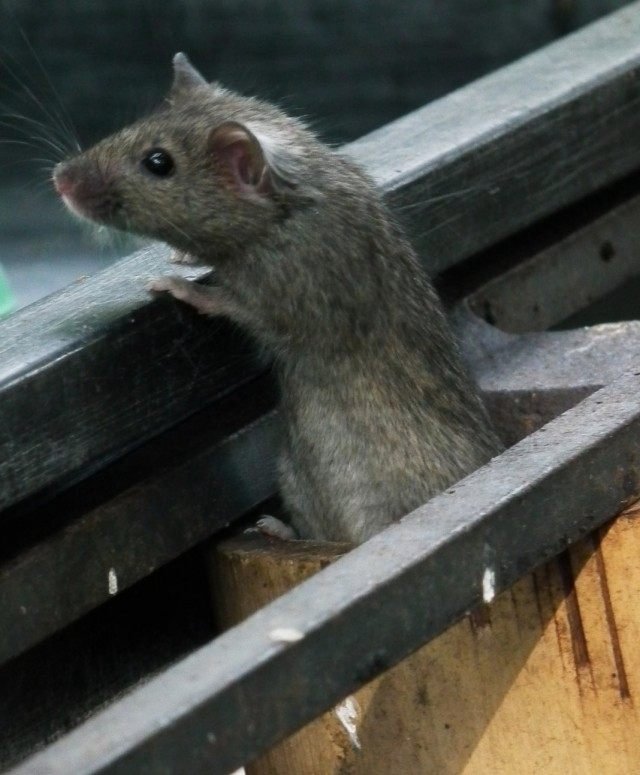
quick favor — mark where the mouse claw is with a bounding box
[147,275,192,300]
[147,276,171,293]
[169,250,199,266]
[245,515,297,540]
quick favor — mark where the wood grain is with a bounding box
[212,501,640,774]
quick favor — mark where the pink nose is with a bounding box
[53,165,77,197]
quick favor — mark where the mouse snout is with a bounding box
[52,157,120,225]
[53,162,79,197]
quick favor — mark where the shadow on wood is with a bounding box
[209,501,640,774]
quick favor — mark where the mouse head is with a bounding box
[53,54,319,258]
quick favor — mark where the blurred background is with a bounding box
[0,0,630,313]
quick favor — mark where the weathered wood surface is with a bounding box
[0,246,238,514]
[11,370,640,775]
[466,190,640,333]
[0,378,279,666]
[212,501,640,774]
[7,312,640,668]
[3,3,640,514]
[0,548,217,773]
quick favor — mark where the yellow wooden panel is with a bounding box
[209,502,640,775]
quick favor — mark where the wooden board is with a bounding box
[211,501,640,774]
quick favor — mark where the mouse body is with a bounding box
[54,53,501,543]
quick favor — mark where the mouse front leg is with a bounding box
[148,276,243,319]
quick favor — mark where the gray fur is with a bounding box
[53,53,502,544]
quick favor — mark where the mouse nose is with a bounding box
[52,162,77,197]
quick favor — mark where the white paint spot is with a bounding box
[108,568,118,596]
[335,696,361,749]
[269,627,303,643]
[482,566,496,603]
[207,732,217,744]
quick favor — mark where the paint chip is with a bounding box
[269,627,303,643]
[108,568,118,596]
[482,566,496,603]
[335,696,361,749]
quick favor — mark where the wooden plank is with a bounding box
[0,249,252,513]
[0,548,217,773]
[466,192,640,332]
[7,312,640,665]
[0,377,280,666]
[211,503,640,774]
[10,370,640,775]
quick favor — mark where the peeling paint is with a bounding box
[269,627,303,643]
[335,696,361,749]
[108,568,118,596]
[482,566,496,603]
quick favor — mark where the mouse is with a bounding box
[53,52,502,544]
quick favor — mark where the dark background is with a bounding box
[0,0,630,309]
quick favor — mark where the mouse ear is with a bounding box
[210,121,320,204]
[170,52,208,102]
[209,122,275,198]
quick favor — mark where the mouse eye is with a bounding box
[141,148,175,177]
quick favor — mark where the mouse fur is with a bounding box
[53,53,501,544]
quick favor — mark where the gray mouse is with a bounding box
[53,53,501,544]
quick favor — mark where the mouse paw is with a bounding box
[245,515,297,540]
[147,276,242,318]
[147,275,194,302]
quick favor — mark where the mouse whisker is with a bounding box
[15,25,81,152]
[0,109,71,157]
[0,137,45,149]
[26,131,67,158]
[0,50,79,155]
